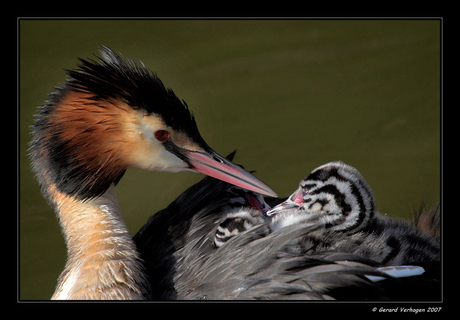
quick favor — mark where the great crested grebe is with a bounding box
[134,155,440,300]
[29,46,276,300]
[214,161,440,265]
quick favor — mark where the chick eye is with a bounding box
[154,130,171,141]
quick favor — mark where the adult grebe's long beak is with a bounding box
[183,148,278,198]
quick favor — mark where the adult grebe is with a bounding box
[29,46,276,300]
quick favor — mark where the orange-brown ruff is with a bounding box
[39,91,130,193]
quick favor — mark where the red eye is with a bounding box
[154,130,170,141]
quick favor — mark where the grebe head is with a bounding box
[30,45,277,201]
[267,161,374,232]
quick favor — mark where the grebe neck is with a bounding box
[50,185,150,300]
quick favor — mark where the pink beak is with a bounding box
[266,187,302,216]
[183,149,278,198]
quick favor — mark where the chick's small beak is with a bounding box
[183,149,278,198]
[266,200,300,216]
[266,188,303,216]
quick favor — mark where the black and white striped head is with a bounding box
[214,208,267,247]
[213,182,271,248]
[267,161,375,233]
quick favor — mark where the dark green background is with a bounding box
[19,20,440,300]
